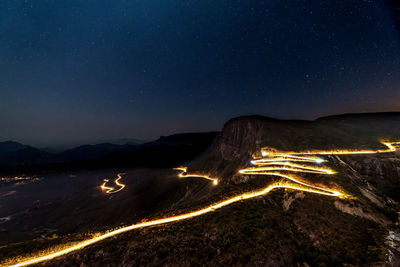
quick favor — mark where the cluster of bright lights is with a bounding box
[174,167,218,185]
[6,141,400,266]
[100,173,126,194]
[241,141,400,198]
[0,176,39,182]
[239,154,342,197]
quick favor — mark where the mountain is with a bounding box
[0,141,26,153]
[0,132,219,174]
[1,113,400,266]
[58,143,135,161]
[90,132,220,168]
[89,138,146,146]
[0,141,53,166]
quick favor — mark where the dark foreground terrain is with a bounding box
[1,112,400,266]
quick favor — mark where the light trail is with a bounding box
[251,156,326,164]
[6,181,341,267]
[240,156,340,197]
[100,173,126,194]
[239,141,400,198]
[174,167,219,185]
[260,141,400,156]
[6,141,400,266]
[241,162,335,174]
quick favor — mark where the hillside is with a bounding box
[1,113,400,266]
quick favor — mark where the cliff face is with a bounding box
[339,154,400,202]
[214,116,268,161]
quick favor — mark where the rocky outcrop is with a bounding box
[334,200,390,226]
[282,191,305,211]
[214,116,270,161]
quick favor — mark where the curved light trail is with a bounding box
[100,173,126,194]
[174,167,218,185]
[240,141,400,197]
[6,141,400,266]
[6,182,342,267]
[260,141,400,156]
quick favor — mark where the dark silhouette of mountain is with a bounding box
[90,138,145,145]
[58,143,136,161]
[0,132,219,174]
[94,132,219,168]
[0,141,26,153]
[0,141,52,165]
[316,111,400,121]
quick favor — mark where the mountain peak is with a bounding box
[0,140,26,153]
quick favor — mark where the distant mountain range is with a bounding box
[0,132,219,174]
[40,138,145,154]
[0,140,129,165]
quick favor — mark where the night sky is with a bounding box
[1,1,399,146]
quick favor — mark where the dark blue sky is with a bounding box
[1,0,399,146]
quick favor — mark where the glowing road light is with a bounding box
[240,141,400,200]
[100,173,126,194]
[239,163,335,175]
[253,155,326,164]
[7,181,343,267]
[174,167,218,185]
[0,176,39,182]
[240,142,400,201]
[260,141,400,156]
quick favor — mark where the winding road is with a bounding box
[174,167,219,185]
[5,141,400,266]
[100,173,126,194]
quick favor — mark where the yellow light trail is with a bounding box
[100,173,126,194]
[260,141,400,156]
[239,141,400,198]
[174,167,218,185]
[241,162,335,174]
[239,157,340,197]
[6,181,341,267]
[252,156,325,164]
[6,141,400,266]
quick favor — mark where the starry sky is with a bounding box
[1,0,400,146]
